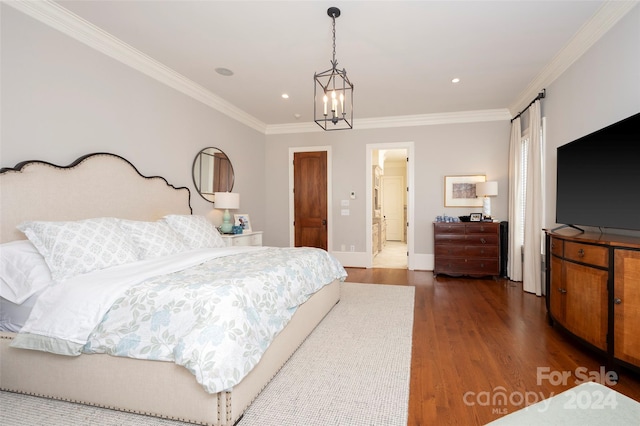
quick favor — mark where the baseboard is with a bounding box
[331,251,434,271]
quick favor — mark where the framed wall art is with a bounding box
[444,175,486,207]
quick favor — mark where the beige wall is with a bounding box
[543,5,640,237]
[265,120,511,258]
[1,5,266,231]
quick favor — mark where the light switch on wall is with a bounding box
[341,199,350,207]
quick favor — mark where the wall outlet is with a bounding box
[350,245,355,252]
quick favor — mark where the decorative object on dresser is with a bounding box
[475,180,498,219]
[545,229,640,373]
[434,222,500,278]
[444,175,485,207]
[214,191,239,234]
[470,212,482,222]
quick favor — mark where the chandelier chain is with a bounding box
[331,14,337,66]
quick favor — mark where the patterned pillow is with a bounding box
[17,218,139,281]
[163,215,226,249]
[118,219,189,259]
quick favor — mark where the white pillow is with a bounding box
[118,219,189,259]
[0,240,55,304]
[163,215,226,249]
[17,218,139,281]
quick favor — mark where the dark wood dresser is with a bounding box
[434,222,500,278]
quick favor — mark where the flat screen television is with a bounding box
[556,112,640,231]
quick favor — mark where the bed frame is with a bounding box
[0,153,340,425]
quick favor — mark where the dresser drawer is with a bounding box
[435,234,466,244]
[464,259,499,274]
[564,241,608,268]
[464,234,499,246]
[465,245,499,258]
[434,223,465,234]
[435,245,466,257]
[465,223,499,234]
[435,258,499,275]
[550,237,564,257]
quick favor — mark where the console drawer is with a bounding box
[564,241,608,268]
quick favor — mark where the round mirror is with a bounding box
[192,147,234,203]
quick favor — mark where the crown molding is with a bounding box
[509,1,639,116]
[9,0,634,134]
[265,109,511,135]
[6,0,268,134]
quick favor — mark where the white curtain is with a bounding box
[522,100,543,295]
[507,117,523,282]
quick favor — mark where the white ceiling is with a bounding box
[45,1,629,131]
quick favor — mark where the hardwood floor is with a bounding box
[344,268,640,425]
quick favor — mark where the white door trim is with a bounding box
[366,142,415,270]
[288,146,332,249]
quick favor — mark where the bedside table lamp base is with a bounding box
[220,209,233,234]
[214,192,240,235]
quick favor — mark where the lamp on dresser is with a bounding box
[475,181,498,219]
[214,192,239,234]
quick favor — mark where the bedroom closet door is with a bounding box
[293,151,328,250]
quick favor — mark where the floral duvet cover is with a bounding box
[14,246,347,393]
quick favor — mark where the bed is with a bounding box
[0,152,345,425]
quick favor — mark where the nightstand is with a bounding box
[220,231,263,247]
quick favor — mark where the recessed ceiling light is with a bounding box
[452,78,461,84]
[281,94,289,99]
[215,67,234,77]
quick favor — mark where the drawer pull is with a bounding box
[480,226,485,231]
[614,298,622,305]
[558,288,567,294]
[480,238,486,244]
[577,248,585,257]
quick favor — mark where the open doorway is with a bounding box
[367,142,414,269]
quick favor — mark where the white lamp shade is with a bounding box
[214,192,240,209]
[476,181,498,197]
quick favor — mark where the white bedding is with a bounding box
[0,291,43,332]
[13,246,257,354]
[11,246,347,393]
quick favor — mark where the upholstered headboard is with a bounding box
[0,153,192,243]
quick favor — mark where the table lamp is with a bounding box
[214,192,240,233]
[475,181,498,219]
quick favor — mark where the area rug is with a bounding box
[0,282,414,426]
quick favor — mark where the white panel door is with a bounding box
[382,176,405,241]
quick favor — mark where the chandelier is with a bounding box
[314,7,353,131]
